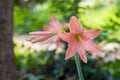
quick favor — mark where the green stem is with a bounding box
[74,53,84,80]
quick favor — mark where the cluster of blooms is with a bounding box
[29,14,101,63]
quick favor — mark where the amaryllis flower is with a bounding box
[29,14,64,47]
[59,16,101,63]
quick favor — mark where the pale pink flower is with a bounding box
[59,16,101,63]
[29,14,64,47]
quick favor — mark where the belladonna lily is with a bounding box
[29,14,66,47]
[59,16,101,63]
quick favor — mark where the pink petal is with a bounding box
[70,16,84,33]
[81,36,101,53]
[58,32,71,43]
[29,31,52,36]
[50,14,56,24]
[50,14,62,29]
[31,35,53,43]
[55,38,60,47]
[77,43,87,63]
[33,35,58,44]
[43,25,54,31]
[41,36,55,43]
[29,36,37,41]
[84,29,100,40]
[65,43,76,60]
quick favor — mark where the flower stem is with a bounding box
[74,53,84,80]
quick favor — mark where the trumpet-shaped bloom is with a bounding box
[59,16,101,63]
[29,14,64,46]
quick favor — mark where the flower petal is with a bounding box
[77,44,87,63]
[31,35,53,43]
[84,29,100,40]
[65,43,76,60]
[81,36,102,53]
[29,31,52,36]
[70,16,84,33]
[50,14,63,29]
[43,25,54,31]
[29,36,37,41]
[58,32,71,43]
[41,36,55,43]
[55,38,60,47]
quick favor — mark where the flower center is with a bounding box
[75,34,82,41]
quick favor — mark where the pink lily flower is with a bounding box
[29,14,64,47]
[59,16,101,63]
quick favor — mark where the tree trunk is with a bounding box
[0,0,16,80]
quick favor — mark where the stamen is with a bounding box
[75,34,82,41]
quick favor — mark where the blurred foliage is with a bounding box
[14,6,51,34]
[14,0,120,42]
[14,0,120,80]
[14,41,120,80]
[80,6,120,42]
